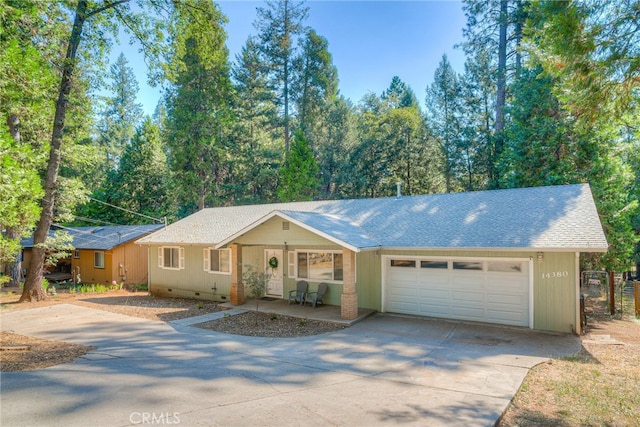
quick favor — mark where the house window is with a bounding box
[292,250,344,282]
[203,248,231,274]
[158,246,184,270]
[73,250,80,259]
[94,251,105,269]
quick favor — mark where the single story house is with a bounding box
[22,224,163,286]
[136,184,608,334]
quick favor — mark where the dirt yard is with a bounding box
[499,284,640,426]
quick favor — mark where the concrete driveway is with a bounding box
[0,304,579,427]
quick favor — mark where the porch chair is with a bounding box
[288,280,308,305]
[305,283,328,308]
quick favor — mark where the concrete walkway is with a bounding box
[0,304,579,427]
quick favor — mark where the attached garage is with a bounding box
[383,256,532,327]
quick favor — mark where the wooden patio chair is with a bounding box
[288,280,308,305]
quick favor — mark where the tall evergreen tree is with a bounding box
[426,55,464,193]
[458,50,495,190]
[254,0,309,151]
[230,36,281,203]
[277,130,319,202]
[108,118,173,223]
[315,96,355,199]
[461,0,527,187]
[293,29,338,132]
[165,0,234,213]
[96,53,143,172]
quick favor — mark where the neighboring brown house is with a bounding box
[22,224,163,286]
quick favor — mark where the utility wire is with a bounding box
[88,197,165,224]
[73,216,118,226]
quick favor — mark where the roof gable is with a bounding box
[215,210,380,252]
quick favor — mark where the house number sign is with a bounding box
[541,271,569,279]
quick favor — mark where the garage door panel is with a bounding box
[385,257,530,327]
[451,306,486,321]
[486,308,528,324]
[418,302,450,315]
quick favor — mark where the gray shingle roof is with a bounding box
[22,224,164,250]
[136,184,608,252]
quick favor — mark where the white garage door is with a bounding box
[384,257,530,327]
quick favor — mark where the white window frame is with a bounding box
[158,246,185,270]
[73,250,80,259]
[94,251,105,269]
[203,248,232,275]
[288,249,345,283]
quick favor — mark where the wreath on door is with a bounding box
[268,256,279,269]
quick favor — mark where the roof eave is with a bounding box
[379,245,609,253]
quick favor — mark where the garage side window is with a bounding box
[390,259,416,267]
[94,251,105,269]
[158,246,185,270]
[453,261,483,270]
[203,248,231,274]
[488,261,522,273]
[295,251,343,281]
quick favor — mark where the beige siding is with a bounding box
[532,252,577,333]
[236,217,334,246]
[148,245,232,302]
[355,251,381,310]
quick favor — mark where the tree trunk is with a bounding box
[495,0,508,136]
[20,0,88,302]
[6,228,22,287]
[5,115,23,287]
[283,0,290,152]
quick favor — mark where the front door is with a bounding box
[264,249,283,297]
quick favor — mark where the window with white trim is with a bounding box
[203,248,231,274]
[289,250,344,281]
[94,251,105,269]
[158,246,184,270]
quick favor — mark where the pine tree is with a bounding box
[293,29,338,132]
[96,53,143,172]
[230,36,281,203]
[109,118,173,223]
[165,0,234,212]
[426,55,464,193]
[254,0,309,151]
[277,130,319,202]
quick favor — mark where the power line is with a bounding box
[73,216,118,226]
[88,197,166,225]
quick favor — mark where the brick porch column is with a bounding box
[230,243,244,305]
[341,248,358,320]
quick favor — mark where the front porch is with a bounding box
[220,298,375,326]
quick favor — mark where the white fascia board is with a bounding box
[379,246,609,253]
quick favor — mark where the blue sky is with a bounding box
[115,1,467,116]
